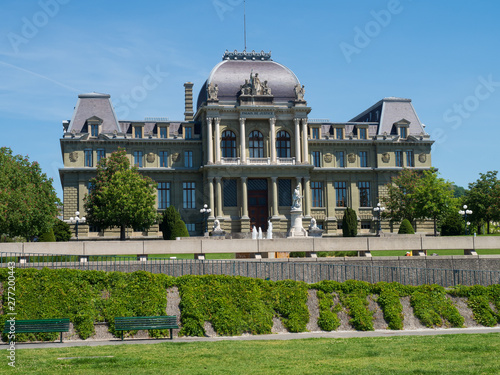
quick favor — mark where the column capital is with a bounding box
[294,118,301,125]
[241,176,248,182]
[271,176,278,182]
[215,176,222,182]
[239,117,246,123]
[269,117,276,125]
[302,117,308,125]
[207,117,213,122]
[214,117,221,124]
[302,176,310,182]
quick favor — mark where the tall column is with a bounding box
[303,176,311,217]
[241,177,249,219]
[214,117,221,163]
[207,117,213,164]
[239,118,246,164]
[294,118,301,163]
[271,177,279,217]
[269,117,276,163]
[302,118,309,164]
[215,177,222,217]
[208,177,215,219]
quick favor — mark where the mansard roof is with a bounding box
[349,97,427,136]
[67,93,121,134]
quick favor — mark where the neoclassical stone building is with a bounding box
[59,50,433,237]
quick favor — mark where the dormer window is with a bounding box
[90,124,99,137]
[159,126,168,139]
[184,126,193,139]
[394,119,410,140]
[400,126,407,139]
[358,127,368,140]
[311,127,320,140]
[134,126,143,139]
[335,127,344,140]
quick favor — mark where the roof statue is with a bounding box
[294,84,305,101]
[207,82,219,101]
[239,72,272,96]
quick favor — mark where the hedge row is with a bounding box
[0,269,498,342]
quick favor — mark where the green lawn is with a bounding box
[5,334,499,374]
[371,249,500,257]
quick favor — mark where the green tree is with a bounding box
[382,169,423,229]
[342,207,358,237]
[452,184,466,198]
[415,168,455,236]
[440,211,464,236]
[38,228,56,242]
[53,219,72,242]
[159,206,189,240]
[398,219,415,234]
[464,171,500,234]
[84,149,159,240]
[0,147,60,241]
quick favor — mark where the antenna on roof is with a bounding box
[244,0,247,51]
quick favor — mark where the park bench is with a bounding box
[114,315,179,341]
[2,318,70,343]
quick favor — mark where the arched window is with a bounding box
[249,130,264,158]
[221,130,236,158]
[276,130,291,158]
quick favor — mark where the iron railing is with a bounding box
[1,252,499,287]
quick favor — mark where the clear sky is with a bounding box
[1,0,499,198]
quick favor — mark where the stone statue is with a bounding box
[292,185,302,210]
[258,227,263,240]
[309,218,319,231]
[240,79,251,95]
[213,219,222,233]
[294,84,305,101]
[251,72,262,95]
[252,225,257,239]
[262,80,271,95]
[207,82,219,100]
[267,220,273,240]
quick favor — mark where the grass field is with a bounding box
[4,334,499,374]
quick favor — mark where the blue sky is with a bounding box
[1,0,499,198]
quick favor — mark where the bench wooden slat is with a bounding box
[114,315,178,340]
[3,318,70,343]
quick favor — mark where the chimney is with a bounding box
[184,82,194,121]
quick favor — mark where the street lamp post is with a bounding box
[69,211,86,241]
[373,203,386,236]
[458,205,472,235]
[200,204,212,235]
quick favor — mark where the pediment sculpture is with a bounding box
[239,72,272,96]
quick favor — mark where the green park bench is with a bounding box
[114,315,179,341]
[2,318,70,343]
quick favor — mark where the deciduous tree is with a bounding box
[84,149,159,240]
[464,171,500,234]
[0,147,60,241]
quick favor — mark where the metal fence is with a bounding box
[1,253,499,287]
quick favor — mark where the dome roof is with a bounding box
[197,51,301,109]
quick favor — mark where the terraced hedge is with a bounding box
[0,269,498,342]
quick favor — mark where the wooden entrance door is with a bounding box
[248,179,268,231]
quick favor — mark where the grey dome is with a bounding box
[197,56,301,109]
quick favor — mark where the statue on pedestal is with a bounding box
[207,82,219,100]
[292,185,302,210]
[294,84,305,101]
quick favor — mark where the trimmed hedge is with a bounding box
[0,269,497,343]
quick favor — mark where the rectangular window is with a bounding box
[359,151,368,167]
[183,182,196,209]
[135,127,142,139]
[361,221,371,230]
[160,127,167,138]
[91,124,99,137]
[134,151,143,167]
[278,179,292,206]
[406,150,414,167]
[184,151,193,168]
[158,182,170,209]
[312,151,321,167]
[312,128,320,139]
[359,181,371,207]
[84,149,93,167]
[400,127,407,139]
[336,128,343,140]
[96,149,106,164]
[186,223,195,233]
[335,181,347,207]
[395,151,403,167]
[223,179,237,207]
[159,151,168,167]
[336,151,345,167]
[359,128,367,140]
[185,127,192,139]
[311,181,323,207]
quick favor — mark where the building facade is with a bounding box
[59,50,433,237]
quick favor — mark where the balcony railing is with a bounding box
[219,157,296,165]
